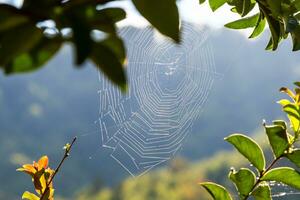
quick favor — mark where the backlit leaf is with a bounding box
[200,182,233,200]
[261,167,300,190]
[252,183,271,200]
[22,191,39,200]
[209,0,227,11]
[287,149,300,168]
[229,168,256,198]
[264,124,289,158]
[225,134,265,172]
[249,15,266,38]
[225,14,259,29]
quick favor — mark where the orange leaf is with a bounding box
[17,164,37,177]
[38,156,49,170]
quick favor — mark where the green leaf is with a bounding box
[277,99,292,107]
[261,8,281,50]
[252,183,271,200]
[101,36,126,63]
[209,0,227,11]
[22,191,39,200]
[287,149,300,168]
[229,168,256,198]
[249,16,266,38]
[241,0,256,17]
[199,0,206,4]
[0,22,43,68]
[97,8,126,23]
[200,182,233,200]
[273,120,287,129]
[225,14,259,29]
[69,12,93,65]
[266,0,281,17]
[291,26,300,51]
[0,4,29,32]
[225,134,265,172]
[90,8,126,34]
[265,37,273,50]
[6,37,62,74]
[261,167,300,190]
[132,0,180,42]
[91,42,127,91]
[227,0,244,14]
[281,103,300,133]
[264,124,289,158]
[295,82,300,88]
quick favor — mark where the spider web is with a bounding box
[97,23,222,176]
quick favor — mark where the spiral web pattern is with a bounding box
[97,24,221,176]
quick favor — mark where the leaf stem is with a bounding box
[243,156,282,200]
[40,136,77,199]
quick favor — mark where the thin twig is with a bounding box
[40,137,77,199]
[243,156,282,200]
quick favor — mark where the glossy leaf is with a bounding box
[229,168,256,198]
[22,191,39,200]
[241,0,256,17]
[225,134,265,172]
[227,0,244,14]
[277,99,292,107]
[282,103,300,133]
[264,124,289,158]
[132,0,180,42]
[200,182,233,200]
[249,16,266,38]
[252,183,271,200]
[287,149,300,168]
[209,0,227,11]
[262,8,281,50]
[261,167,300,190]
[225,14,259,29]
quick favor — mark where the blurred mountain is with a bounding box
[1,24,300,199]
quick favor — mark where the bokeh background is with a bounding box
[1,0,300,199]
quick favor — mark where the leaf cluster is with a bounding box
[200,82,300,200]
[0,0,180,90]
[17,156,55,200]
[200,0,300,51]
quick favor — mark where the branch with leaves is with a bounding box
[0,0,180,91]
[17,137,77,200]
[200,0,300,51]
[200,82,300,200]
